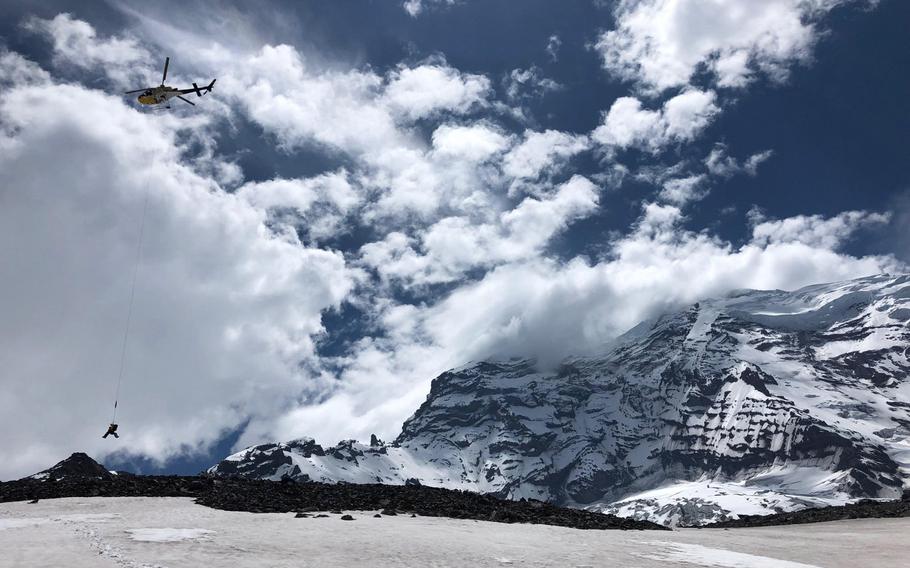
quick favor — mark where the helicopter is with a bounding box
[125,57,216,109]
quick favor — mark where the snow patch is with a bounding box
[126,528,215,542]
[0,517,50,530]
[55,513,120,523]
[638,541,824,568]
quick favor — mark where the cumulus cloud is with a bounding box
[658,174,707,205]
[0,51,52,87]
[23,13,150,86]
[220,44,397,154]
[750,210,891,249]
[431,123,511,162]
[207,45,505,222]
[592,89,719,152]
[502,130,590,182]
[173,44,494,224]
[420,203,901,363]
[0,68,355,479]
[236,170,363,241]
[360,176,600,286]
[595,0,868,92]
[384,62,491,120]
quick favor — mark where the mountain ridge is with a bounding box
[210,274,910,525]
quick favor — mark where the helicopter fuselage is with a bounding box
[137,86,180,106]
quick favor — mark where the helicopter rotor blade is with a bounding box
[124,88,152,94]
[161,57,170,85]
[176,95,196,106]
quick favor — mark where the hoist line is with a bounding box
[111,176,151,424]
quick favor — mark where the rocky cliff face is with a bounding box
[211,274,910,525]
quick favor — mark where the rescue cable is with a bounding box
[110,176,151,425]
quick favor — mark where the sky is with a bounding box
[0,0,907,479]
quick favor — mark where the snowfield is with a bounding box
[2,497,908,567]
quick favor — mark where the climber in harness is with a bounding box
[102,423,119,439]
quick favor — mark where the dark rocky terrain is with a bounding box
[0,453,665,531]
[702,490,910,528]
[28,451,114,481]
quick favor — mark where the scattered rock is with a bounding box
[314,514,329,518]
[373,514,382,518]
[294,512,309,518]
[341,514,354,521]
[27,498,38,504]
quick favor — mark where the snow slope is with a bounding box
[212,274,910,526]
[3,497,909,567]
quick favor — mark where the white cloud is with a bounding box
[402,0,458,18]
[431,123,510,162]
[0,51,52,87]
[221,44,399,155]
[498,175,600,252]
[744,150,775,175]
[384,63,490,121]
[592,89,719,151]
[360,176,600,286]
[595,0,868,92]
[504,66,561,101]
[658,174,707,205]
[503,129,590,181]
[0,72,355,479]
[403,0,424,17]
[23,13,150,86]
[705,144,774,177]
[206,45,501,221]
[751,210,891,249]
[236,170,362,241]
[662,89,720,139]
[546,35,562,62]
[418,204,901,366]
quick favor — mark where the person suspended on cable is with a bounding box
[102,423,119,439]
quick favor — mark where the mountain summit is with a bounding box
[27,453,112,482]
[211,274,910,525]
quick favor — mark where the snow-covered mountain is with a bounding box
[211,274,910,525]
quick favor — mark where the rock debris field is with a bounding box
[1,454,663,531]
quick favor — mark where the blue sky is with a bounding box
[0,0,907,477]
